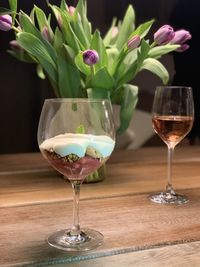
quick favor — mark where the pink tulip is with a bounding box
[111,27,119,39]
[9,40,22,51]
[68,6,76,16]
[41,26,52,42]
[127,35,141,50]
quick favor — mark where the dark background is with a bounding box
[0,0,198,153]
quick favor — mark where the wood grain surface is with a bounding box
[0,147,200,266]
[54,241,200,267]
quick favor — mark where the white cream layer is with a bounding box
[40,133,115,158]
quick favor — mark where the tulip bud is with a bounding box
[57,15,63,28]
[0,15,12,32]
[68,6,76,16]
[171,29,192,45]
[83,49,99,65]
[154,25,175,45]
[9,40,22,51]
[111,26,119,39]
[68,6,81,21]
[176,44,190,53]
[41,26,52,42]
[127,35,141,50]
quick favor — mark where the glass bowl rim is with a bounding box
[156,85,192,90]
[44,98,111,103]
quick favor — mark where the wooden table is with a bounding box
[0,146,200,266]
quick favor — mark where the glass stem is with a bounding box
[70,180,82,235]
[166,146,175,194]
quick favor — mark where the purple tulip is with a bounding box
[171,29,192,45]
[154,25,175,45]
[0,15,12,32]
[83,49,99,65]
[170,29,191,53]
[176,44,190,53]
[127,35,141,50]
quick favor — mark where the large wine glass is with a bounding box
[150,86,194,204]
[38,98,115,251]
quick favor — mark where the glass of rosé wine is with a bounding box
[150,86,194,204]
[38,98,115,251]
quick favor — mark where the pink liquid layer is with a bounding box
[43,150,104,181]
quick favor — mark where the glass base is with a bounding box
[149,192,189,204]
[47,228,103,252]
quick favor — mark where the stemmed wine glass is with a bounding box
[37,98,115,251]
[150,86,194,204]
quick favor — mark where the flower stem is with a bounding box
[90,65,95,78]
[12,26,20,33]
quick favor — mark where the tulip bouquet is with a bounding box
[0,0,191,134]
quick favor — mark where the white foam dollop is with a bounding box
[40,133,115,158]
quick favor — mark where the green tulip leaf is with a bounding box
[89,67,114,90]
[34,5,54,44]
[19,12,56,62]
[148,44,180,59]
[117,84,138,134]
[48,4,61,23]
[16,32,57,83]
[70,13,90,49]
[87,87,111,133]
[75,51,91,76]
[9,0,17,12]
[129,19,154,39]
[91,30,108,70]
[60,0,68,10]
[0,7,12,15]
[103,18,117,47]
[106,46,119,72]
[57,55,81,98]
[76,0,87,17]
[59,10,83,52]
[116,40,150,87]
[34,5,49,30]
[137,39,151,68]
[116,5,135,50]
[63,44,76,65]
[7,49,37,63]
[53,27,63,52]
[8,0,17,21]
[29,7,35,25]
[116,61,137,88]
[17,32,56,67]
[87,87,111,99]
[39,57,57,83]
[76,0,92,42]
[142,58,169,84]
